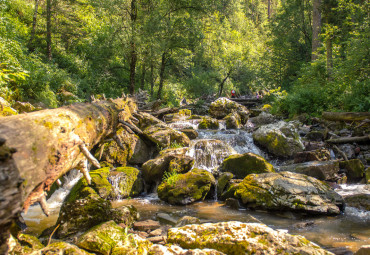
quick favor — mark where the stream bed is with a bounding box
[23,124,370,253]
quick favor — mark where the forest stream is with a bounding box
[22,119,370,253]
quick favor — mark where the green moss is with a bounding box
[0,106,18,116]
[220,153,275,179]
[198,117,219,130]
[235,176,274,207]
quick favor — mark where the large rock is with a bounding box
[144,124,190,149]
[294,149,331,163]
[344,194,370,211]
[339,159,365,182]
[216,172,234,198]
[107,167,143,199]
[253,121,304,158]
[55,170,139,238]
[180,128,199,140]
[220,153,275,179]
[95,126,153,166]
[77,221,151,255]
[35,242,93,255]
[279,161,339,181]
[167,221,334,255]
[142,148,194,185]
[7,233,44,255]
[149,244,225,255]
[249,112,276,127]
[12,101,36,113]
[209,98,249,124]
[234,171,344,215]
[157,168,216,205]
[198,117,220,130]
[223,112,241,129]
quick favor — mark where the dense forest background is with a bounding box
[0,0,369,115]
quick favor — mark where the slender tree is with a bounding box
[312,0,322,61]
[46,0,52,61]
[29,0,40,51]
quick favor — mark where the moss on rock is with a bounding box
[157,168,216,205]
[36,242,93,255]
[198,117,219,130]
[224,112,241,129]
[220,153,275,179]
[108,167,143,199]
[339,159,365,182]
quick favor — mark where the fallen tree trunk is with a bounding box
[0,98,136,213]
[322,112,370,122]
[326,135,370,144]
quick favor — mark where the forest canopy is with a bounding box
[0,0,369,114]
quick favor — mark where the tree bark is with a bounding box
[311,0,322,61]
[322,112,370,122]
[218,70,232,97]
[150,62,155,97]
[129,0,138,95]
[46,0,52,61]
[0,139,22,255]
[268,0,271,19]
[29,0,40,51]
[326,37,333,78]
[140,63,146,90]
[0,99,136,213]
[157,52,167,100]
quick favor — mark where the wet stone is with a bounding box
[225,198,240,210]
[133,220,161,232]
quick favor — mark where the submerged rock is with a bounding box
[198,117,220,130]
[235,171,344,215]
[279,161,339,181]
[343,194,370,211]
[176,216,201,227]
[77,221,151,255]
[253,121,304,158]
[167,221,334,255]
[36,242,93,255]
[157,168,216,205]
[220,153,275,179]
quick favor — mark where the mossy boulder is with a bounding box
[339,159,365,182]
[142,148,194,185]
[279,161,339,181]
[198,117,219,130]
[55,168,139,238]
[12,101,36,113]
[175,216,201,227]
[77,221,151,255]
[224,112,241,129]
[95,126,153,166]
[253,121,304,158]
[249,112,276,127]
[7,233,44,255]
[0,97,17,117]
[235,171,344,215]
[157,168,216,205]
[366,167,370,184]
[209,98,249,124]
[344,194,370,211]
[144,124,190,148]
[216,172,234,198]
[149,244,225,255]
[167,221,334,255]
[220,179,242,201]
[220,153,275,179]
[108,167,143,199]
[35,242,93,255]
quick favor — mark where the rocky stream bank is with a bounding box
[1,96,370,255]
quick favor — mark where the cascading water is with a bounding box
[186,139,237,172]
[22,170,82,235]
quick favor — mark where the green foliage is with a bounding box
[162,171,180,186]
[169,141,185,149]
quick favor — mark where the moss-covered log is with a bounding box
[322,112,370,122]
[0,98,137,212]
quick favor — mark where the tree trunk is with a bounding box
[311,0,322,61]
[268,0,271,19]
[0,99,136,213]
[157,52,167,100]
[46,0,52,61]
[29,0,40,51]
[0,139,22,255]
[140,63,146,90]
[322,112,370,122]
[129,0,138,95]
[150,62,155,97]
[326,37,333,78]
[218,70,232,97]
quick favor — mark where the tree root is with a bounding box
[39,192,50,217]
[77,160,91,185]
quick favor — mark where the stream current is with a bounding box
[23,120,370,252]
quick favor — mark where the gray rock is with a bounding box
[253,121,304,158]
[156,213,177,225]
[354,245,370,255]
[176,216,201,227]
[279,161,340,181]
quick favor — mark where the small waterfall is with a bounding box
[107,172,127,200]
[198,129,264,156]
[186,139,237,172]
[169,119,200,130]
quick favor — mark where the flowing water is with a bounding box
[22,120,370,252]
